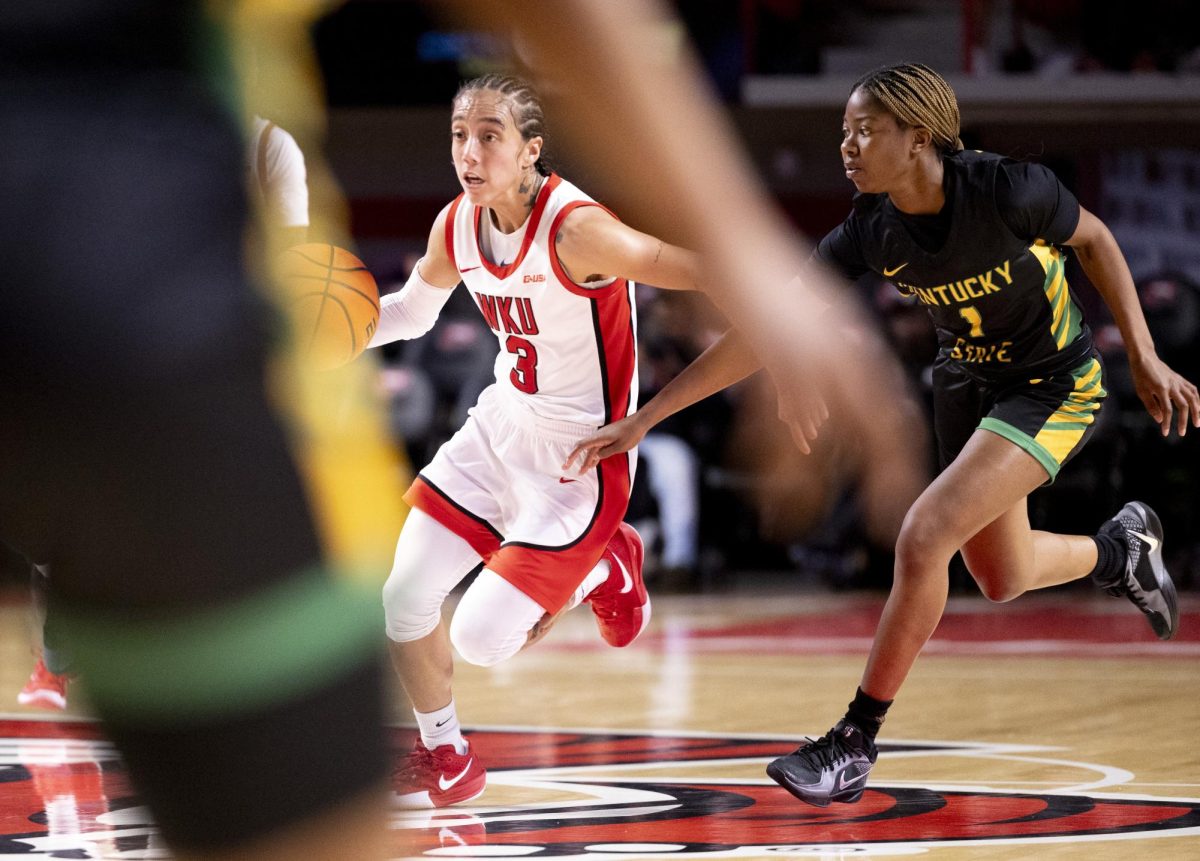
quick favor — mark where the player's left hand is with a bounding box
[563,413,649,474]
[1130,352,1200,437]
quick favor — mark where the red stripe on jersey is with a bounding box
[473,173,563,279]
[404,476,501,561]
[546,201,626,299]
[593,282,636,424]
[545,200,637,425]
[487,451,633,613]
[444,194,463,272]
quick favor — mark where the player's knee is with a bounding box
[894,515,943,576]
[977,580,1021,603]
[448,607,522,667]
[382,566,440,643]
[968,562,1023,603]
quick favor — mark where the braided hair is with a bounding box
[852,63,963,155]
[454,74,552,176]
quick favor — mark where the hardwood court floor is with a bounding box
[2,586,1199,859]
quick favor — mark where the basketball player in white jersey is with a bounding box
[370,74,703,808]
[247,115,309,247]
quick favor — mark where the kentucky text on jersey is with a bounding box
[474,293,540,335]
[899,259,1014,307]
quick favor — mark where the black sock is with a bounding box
[1090,528,1126,589]
[845,687,892,741]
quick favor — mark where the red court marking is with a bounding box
[550,598,1200,657]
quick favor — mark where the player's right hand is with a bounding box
[563,414,648,474]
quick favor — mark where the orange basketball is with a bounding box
[278,243,380,369]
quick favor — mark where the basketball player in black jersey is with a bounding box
[564,62,1199,807]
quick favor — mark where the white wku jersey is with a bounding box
[446,173,638,427]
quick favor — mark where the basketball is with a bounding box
[277,243,380,369]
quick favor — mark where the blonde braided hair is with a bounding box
[852,63,963,154]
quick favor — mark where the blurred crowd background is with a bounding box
[311,0,1199,594]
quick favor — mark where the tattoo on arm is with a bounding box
[653,240,663,264]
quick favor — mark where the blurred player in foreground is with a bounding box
[14,99,313,717]
[0,2,405,859]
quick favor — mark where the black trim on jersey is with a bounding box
[591,298,614,425]
[417,474,503,541]
[497,291,634,554]
[501,456,612,553]
[421,453,616,555]
[622,283,637,421]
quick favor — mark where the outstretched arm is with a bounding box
[368,203,460,347]
[564,329,763,473]
[1067,206,1200,436]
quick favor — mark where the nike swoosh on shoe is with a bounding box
[837,770,870,791]
[438,759,474,791]
[611,554,634,594]
[1130,529,1160,554]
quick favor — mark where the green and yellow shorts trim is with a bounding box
[55,567,383,723]
[979,356,1107,481]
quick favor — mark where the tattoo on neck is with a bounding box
[523,172,542,211]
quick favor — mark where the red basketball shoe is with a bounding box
[586,522,651,647]
[393,740,486,809]
[17,659,70,711]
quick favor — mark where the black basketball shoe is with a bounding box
[1093,501,1178,640]
[766,719,877,807]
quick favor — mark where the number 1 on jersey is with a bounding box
[959,305,985,338]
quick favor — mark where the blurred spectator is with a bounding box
[1103,273,1200,587]
[1078,0,1200,73]
[1010,0,1200,74]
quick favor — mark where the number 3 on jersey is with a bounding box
[506,335,539,394]
[959,305,985,338]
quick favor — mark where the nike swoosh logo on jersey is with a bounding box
[559,477,577,484]
[1130,529,1160,554]
[882,262,909,277]
[611,553,634,594]
[438,759,474,791]
[837,769,870,791]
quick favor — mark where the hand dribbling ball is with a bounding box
[278,243,380,369]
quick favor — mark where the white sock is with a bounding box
[414,701,467,754]
[566,559,611,611]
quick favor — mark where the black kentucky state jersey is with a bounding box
[817,150,1094,383]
